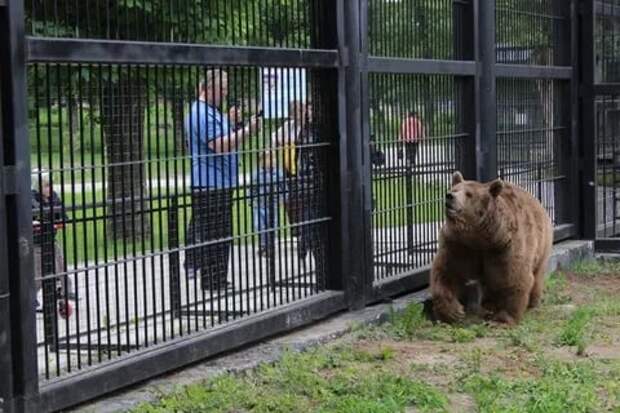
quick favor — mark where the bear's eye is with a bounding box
[478,209,484,217]
[466,192,473,198]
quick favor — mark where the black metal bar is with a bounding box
[594,238,620,253]
[369,266,430,304]
[0,0,39,411]
[342,0,368,310]
[568,0,582,235]
[554,223,577,243]
[592,84,620,95]
[36,291,346,413]
[168,196,181,318]
[0,51,14,413]
[477,0,496,182]
[26,37,341,68]
[495,64,572,79]
[317,0,343,291]
[595,1,620,18]
[456,0,478,179]
[367,57,476,76]
[581,0,596,239]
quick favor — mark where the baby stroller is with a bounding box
[33,215,74,320]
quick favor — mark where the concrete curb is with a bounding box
[71,240,594,413]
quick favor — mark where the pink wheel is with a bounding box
[58,300,73,319]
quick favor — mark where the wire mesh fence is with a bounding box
[595,0,620,83]
[594,1,620,237]
[29,63,333,380]
[26,0,326,48]
[595,95,620,236]
[367,0,457,60]
[368,73,468,282]
[496,78,569,226]
[496,0,568,67]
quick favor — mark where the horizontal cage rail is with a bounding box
[26,37,341,68]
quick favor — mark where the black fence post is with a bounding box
[455,0,479,180]
[168,196,181,318]
[0,0,39,411]
[341,0,368,309]
[477,0,497,182]
[311,1,343,292]
[553,0,574,228]
[580,0,596,240]
[0,56,15,413]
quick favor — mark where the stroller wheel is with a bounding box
[58,299,73,319]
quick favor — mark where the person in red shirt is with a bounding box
[399,111,425,166]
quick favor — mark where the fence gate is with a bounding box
[0,0,587,411]
[357,0,579,303]
[587,1,620,251]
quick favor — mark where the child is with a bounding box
[250,151,287,258]
[32,171,73,311]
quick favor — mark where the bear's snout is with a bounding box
[445,192,458,215]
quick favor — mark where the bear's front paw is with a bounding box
[485,310,516,326]
[433,299,465,324]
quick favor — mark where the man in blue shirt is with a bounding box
[185,69,260,290]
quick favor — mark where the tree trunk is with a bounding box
[102,77,150,241]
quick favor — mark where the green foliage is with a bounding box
[556,307,594,355]
[387,303,430,339]
[543,272,571,305]
[463,359,611,413]
[134,345,448,413]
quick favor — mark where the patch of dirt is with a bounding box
[354,339,458,369]
[585,345,620,359]
[563,272,620,304]
[353,338,500,367]
[543,344,620,362]
[446,393,476,413]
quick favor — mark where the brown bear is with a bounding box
[430,171,553,325]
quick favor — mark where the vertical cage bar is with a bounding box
[0,0,39,410]
[342,0,369,308]
[478,0,497,182]
[581,0,596,239]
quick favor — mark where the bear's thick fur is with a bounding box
[430,171,553,325]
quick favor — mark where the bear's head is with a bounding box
[443,171,509,247]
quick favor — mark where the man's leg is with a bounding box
[201,189,233,290]
[253,201,268,252]
[185,190,208,276]
[306,188,327,289]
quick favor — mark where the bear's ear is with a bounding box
[452,171,464,187]
[489,178,504,198]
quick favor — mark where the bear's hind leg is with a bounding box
[528,265,545,309]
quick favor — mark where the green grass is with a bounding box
[555,307,593,355]
[132,259,620,413]
[462,359,617,413]
[133,347,449,413]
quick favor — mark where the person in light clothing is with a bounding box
[399,110,425,166]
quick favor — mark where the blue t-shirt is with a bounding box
[185,101,237,189]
